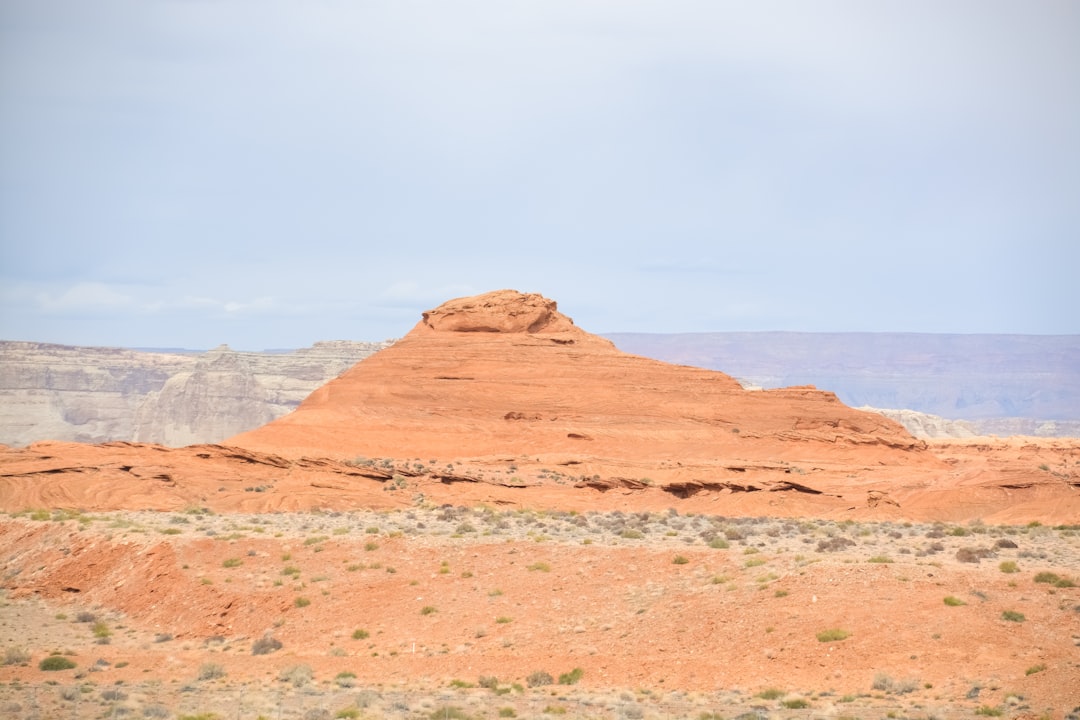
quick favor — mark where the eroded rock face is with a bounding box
[0,340,390,447]
[420,289,579,335]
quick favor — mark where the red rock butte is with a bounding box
[232,289,925,465]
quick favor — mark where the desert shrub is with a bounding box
[3,647,30,665]
[75,611,97,623]
[198,662,225,680]
[527,562,550,572]
[527,670,553,687]
[142,703,170,717]
[294,596,311,608]
[956,547,994,563]
[708,537,729,549]
[420,605,437,615]
[816,537,855,553]
[279,663,313,687]
[816,628,850,642]
[867,555,893,563]
[498,709,516,718]
[975,707,1003,717]
[101,688,128,701]
[1025,663,1046,675]
[558,667,584,685]
[872,673,918,694]
[335,671,357,688]
[756,688,783,700]
[335,709,360,719]
[672,555,689,565]
[351,628,369,640]
[999,561,1019,573]
[1001,610,1026,622]
[478,675,499,689]
[943,596,966,606]
[251,633,282,655]
[995,538,1018,549]
[303,710,331,720]
[428,708,471,720]
[39,655,76,671]
[222,558,242,568]
[782,699,809,709]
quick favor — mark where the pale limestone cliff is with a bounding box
[860,407,978,439]
[0,340,390,447]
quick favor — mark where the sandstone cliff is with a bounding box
[0,340,390,447]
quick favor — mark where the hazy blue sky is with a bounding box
[2,1,1078,349]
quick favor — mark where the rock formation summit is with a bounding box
[232,290,925,470]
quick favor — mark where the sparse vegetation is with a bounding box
[4,506,1078,717]
[252,633,283,655]
[558,667,584,685]
[527,670,554,687]
[38,655,76,671]
[2,647,30,665]
[198,662,226,680]
[816,628,850,642]
[278,663,314,687]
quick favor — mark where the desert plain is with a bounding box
[1,291,1078,720]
